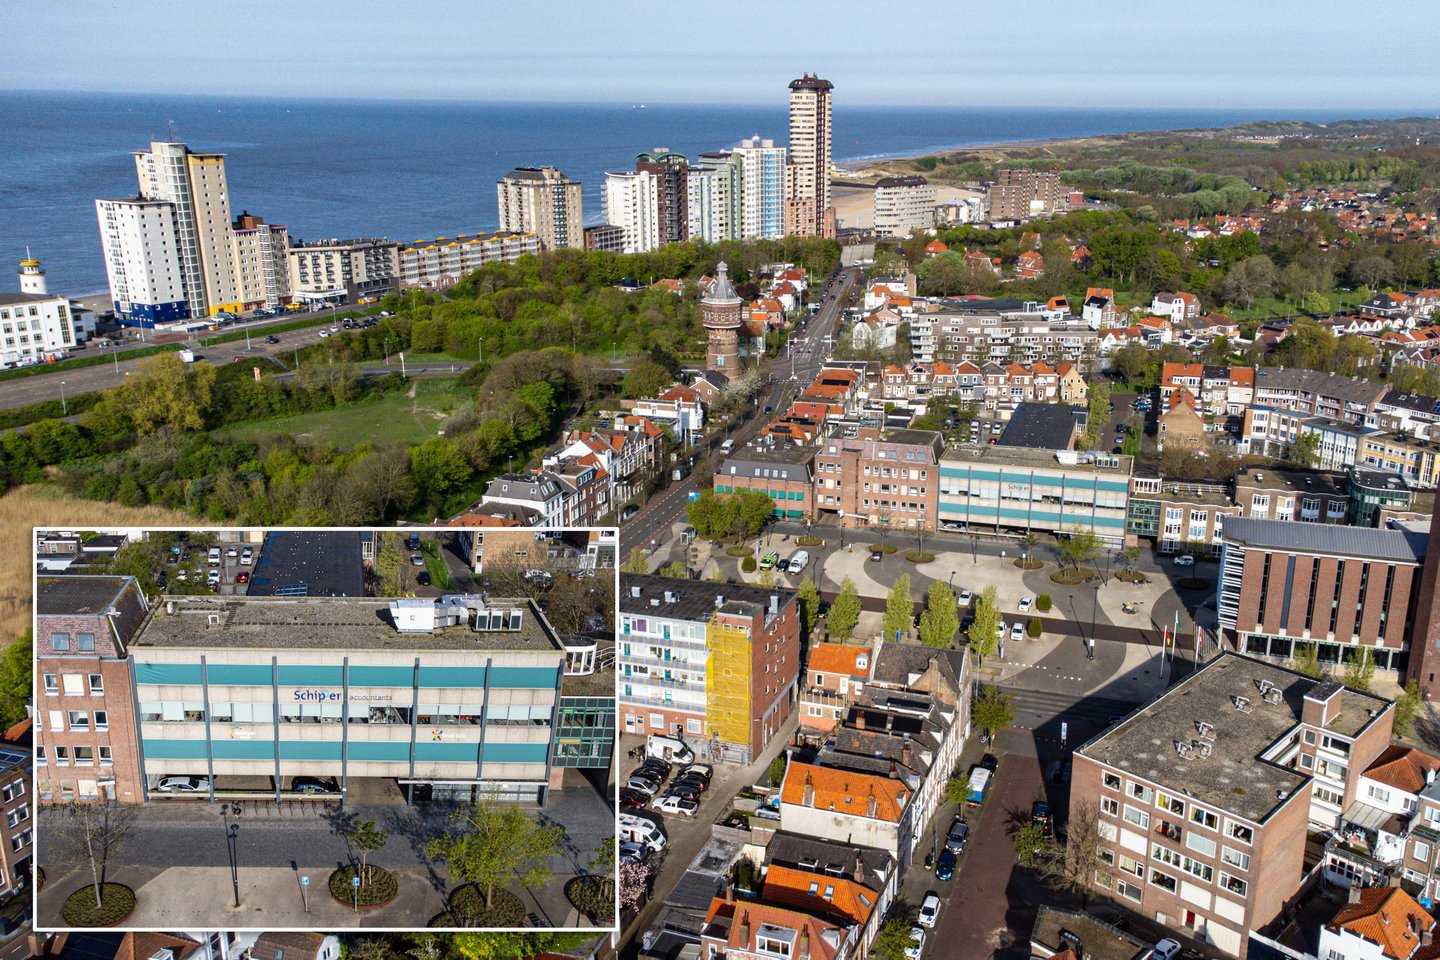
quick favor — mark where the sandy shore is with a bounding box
[831,183,985,231]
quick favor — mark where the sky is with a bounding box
[6,0,1437,110]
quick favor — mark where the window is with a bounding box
[1102,772,1121,790]
[1,781,23,802]
[1367,784,1392,803]
[94,710,108,731]
[1415,841,1431,863]
[1101,797,1119,817]
[74,746,94,766]
[50,632,70,651]
[1149,869,1177,892]
[687,718,702,735]
[54,746,69,765]
[1117,879,1142,902]
[1225,821,1253,845]
[1156,791,1186,816]
[1304,730,1317,744]
[67,711,89,730]
[89,674,103,694]
[76,632,95,652]
[1219,872,1248,896]
[1189,806,1218,830]
[98,746,112,766]
[1119,855,1144,878]
[34,747,45,766]
[1123,805,1150,829]
[43,674,58,695]
[1128,782,1153,803]
[1187,833,1217,857]
[1222,847,1251,871]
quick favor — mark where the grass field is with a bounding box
[222,377,471,448]
[1,484,194,645]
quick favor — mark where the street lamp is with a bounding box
[59,380,67,417]
[223,818,240,907]
[1089,583,1099,660]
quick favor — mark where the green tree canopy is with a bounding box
[829,578,861,639]
[882,573,913,642]
[424,801,565,910]
[918,581,959,648]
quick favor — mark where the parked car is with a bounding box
[241,547,253,564]
[979,753,999,773]
[318,330,330,338]
[207,569,221,586]
[621,504,640,521]
[945,817,970,853]
[935,849,957,881]
[671,775,708,794]
[957,589,973,607]
[869,550,883,563]
[917,893,941,928]
[157,775,210,792]
[759,552,779,570]
[905,927,925,960]
[664,783,702,802]
[1173,554,1195,567]
[265,335,281,344]
[235,571,249,584]
[293,777,338,794]
[1031,800,1052,836]
[1010,622,1024,642]
[626,775,661,796]
[1017,596,1033,613]
[416,571,432,586]
[619,841,650,863]
[1151,940,1182,960]
[652,795,699,817]
[679,763,713,780]
[226,545,239,557]
[619,788,650,809]
[411,552,426,566]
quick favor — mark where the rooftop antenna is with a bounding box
[167,119,178,142]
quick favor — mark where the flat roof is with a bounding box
[1222,515,1426,563]
[1078,653,1391,823]
[941,444,1131,473]
[1235,465,1347,496]
[723,444,817,466]
[998,403,1082,450]
[0,292,61,307]
[247,531,366,597]
[134,596,562,653]
[620,574,794,622]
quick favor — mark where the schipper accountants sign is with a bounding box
[289,690,394,703]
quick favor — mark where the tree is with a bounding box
[346,818,391,889]
[758,568,777,588]
[918,581,959,648]
[972,684,1015,742]
[0,635,31,729]
[968,585,1001,665]
[1113,342,1151,385]
[119,353,217,435]
[768,754,788,788]
[945,776,970,807]
[796,577,821,642]
[622,360,674,400]
[872,919,917,960]
[1012,823,1049,867]
[1220,255,1277,309]
[882,573,913,642]
[1343,646,1376,693]
[619,859,649,914]
[1395,680,1424,740]
[1058,526,1102,572]
[621,547,649,575]
[1291,642,1325,679]
[1288,431,1320,468]
[1352,255,1395,290]
[55,801,136,908]
[424,801,565,911]
[829,577,861,639]
[1035,801,1107,910]
[658,560,687,579]
[1117,546,1141,577]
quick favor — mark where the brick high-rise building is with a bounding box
[987,168,1068,221]
[785,74,835,239]
[496,166,583,250]
[36,576,150,804]
[1409,505,1440,698]
[704,261,743,374]
[635,149,689,246]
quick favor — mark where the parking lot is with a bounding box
[160,538,256,595]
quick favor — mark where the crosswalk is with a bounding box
[996,685,1137,732]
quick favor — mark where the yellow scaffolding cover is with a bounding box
[706,614,752,746]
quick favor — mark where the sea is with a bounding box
[0,91,1418,296]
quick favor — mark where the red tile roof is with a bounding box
[1327,886,1435,960]
[1364,745,1440,795]
[781,761,909,822]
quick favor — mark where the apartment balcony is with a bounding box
[800,687,851,709]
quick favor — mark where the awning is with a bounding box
[1339,801,1394,833]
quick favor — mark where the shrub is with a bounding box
[329,864,398,907]
[741,556,757,572]
[443,884,526,926]
[1027,617,1042,638]
[905,550,936,563]
[1036,594,1052,612]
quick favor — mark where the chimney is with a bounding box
[1424,928,1434,947]
[738,910,751,948]
[797,926,811,960]
[888,761,899,779]
[1349,885,1362,904]
[855,712,866,731]
[867,787,877,818]
[852,850,864,883]
[803,772,815,807]
[901,742,914,768]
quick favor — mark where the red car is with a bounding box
[619,788,650,809]
[236,572,250,583]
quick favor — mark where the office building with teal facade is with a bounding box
[130,595,566,805]
[937,446,1132,546]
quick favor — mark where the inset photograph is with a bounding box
[34,526,616,931]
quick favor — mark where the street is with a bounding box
[619,267,857,556]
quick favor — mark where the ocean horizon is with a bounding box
[0,90,1425,296]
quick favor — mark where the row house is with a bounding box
[1134,315,1175,343]
[1083,287,1118,327]
[1371,390,1440,441]
[1317,886,1438,960]
[1150,291,1201,322]
[701,897,855,960]
[1126,474,1238,555]
[1323,745,1440,894]
[1379,326,1440,370]
[1232,465,1352,525]
[863,276,914,312]
[480,472,566,527]
[548,427,656,504]
[715,443,817,521]
[800,642,873,736]
[812,430,944,530]
[1160,364,1255,418]
[1251,367,1390,426]
[1358,432,1440,488]
[914,315,1099,367]
[542,456,609,527]
[851,305,902,352]
[627,384,706,439]
[1325,313,1403,336]
[762,833,897,960]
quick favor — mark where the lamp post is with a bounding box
[111,340,119,374]
[223,818,240,907]
[59,381,67,417]
[1089,583,1099,660]
[477,337,483,365]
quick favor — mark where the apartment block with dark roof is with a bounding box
[1072,654,1393,957]
[811,430,943,530]
[36,576,149,804]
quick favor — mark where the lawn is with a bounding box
[422,541,454,590]
[222,377,470,448]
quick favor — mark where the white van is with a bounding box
[618,813,667,850]
[646,736,695,765]
[787,550,810,576]
[207,547,222,565]
[720,438,735,454]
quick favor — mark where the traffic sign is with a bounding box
[352,876,361,886]
[688,491,700,502]
[301,876,309,886]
